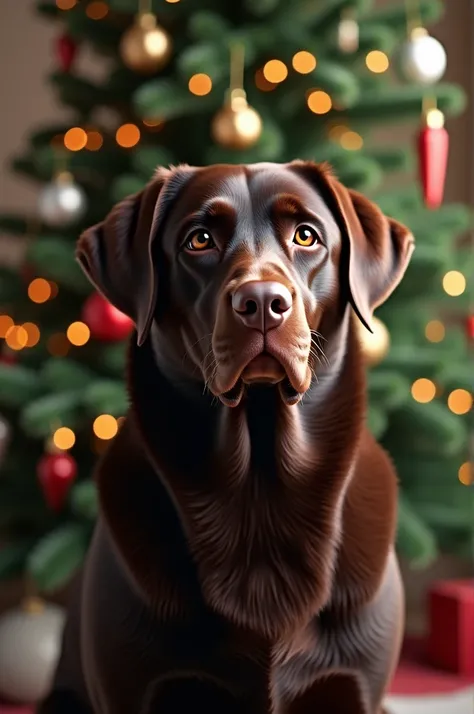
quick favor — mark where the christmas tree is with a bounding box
[0,0,472,595]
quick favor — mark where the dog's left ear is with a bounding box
[76,165,194,345]
[290,161,415,332]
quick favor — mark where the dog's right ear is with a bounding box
[76,165,194,346]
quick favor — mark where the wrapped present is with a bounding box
[427,579,474,676]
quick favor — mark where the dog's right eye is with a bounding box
[185,230,215,251]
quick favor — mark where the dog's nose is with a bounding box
[232,281,292,332]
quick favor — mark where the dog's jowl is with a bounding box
[38,161,414,714]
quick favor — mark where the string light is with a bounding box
[254,69,277,92]
[47,333,70,357]
[307,90,332,114]
[85,1,109,19]
[56,0,77,9]
[292,51,317,74]
[67,321,90,346]
[28,278,51,304]
[86,130,103,151]
[64,127,87,152]
[263,59,288,84]
[425,319,445,342]
[188,73,212,96]
[340,130,363,150]
[328,124,348,141]
[458,462,473,486]
[411,378,436,403]
[53,426,76,450]
[442,270,466,296]
[93,414,118,440]
[366,50,390,73]
[447,389,473,415]
[22,323,41,348]
[0,315,14,338]
[116,124,140,148]
[165,0,180,3]
[5,325,28,351]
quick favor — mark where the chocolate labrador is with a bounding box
[39,161,414,714]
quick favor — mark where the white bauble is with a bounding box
[400,29,447,84]
[38,172,87,227]
[0,598,65,703]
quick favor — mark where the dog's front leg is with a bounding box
[143,672,272,714]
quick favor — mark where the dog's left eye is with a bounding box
[185,230,215,251]
[293,226,320,247]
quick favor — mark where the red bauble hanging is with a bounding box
[418,107,449,210]
[82,292,134,342]
[466,315,474,341]
[55,33,78,73]
[37,452,77,511]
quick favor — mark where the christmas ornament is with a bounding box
[0,597,65,703]
[418,106,449,209]
[338,8,359,53]
[119,0,171,75]
[356,315,390,367]
[466,315,474,340]
[55,33,78,73]
[0,413,10,468]
[400,27,447,84]
[37,452,77,511]
[38,171,87,228]
[82,292,134,342]
[211,43,262,151]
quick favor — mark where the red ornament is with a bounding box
[37,452,77,511]
[82,292,134,342]
[418,108,449,210]
[466,315,474,340]
[55,33,78,72]
[427,579,474,676]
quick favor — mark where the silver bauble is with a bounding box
[400,29,447,85]
[0,598,66,703]
[38,172,87,227]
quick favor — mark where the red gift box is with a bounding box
[427,579,474,676]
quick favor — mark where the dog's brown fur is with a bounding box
[38,161,413,714]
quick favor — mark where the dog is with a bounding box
[39,160,414,714]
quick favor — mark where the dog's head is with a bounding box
[77,161,414,407]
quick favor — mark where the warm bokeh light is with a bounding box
[307,90,332,114]
[67,321,90,347]
[93,414,118,440]
[142,117,164,128]
[86,130,103,151]
[117,416,126,429]
[86,1,109,19]
[165,0,180,3]
[340,130,363,150]
[64,127,87,152]
[425,319,445,342]
[53,426,76,451]
[22,323,41,348]
[56,0,77,9]
[0,315,14,338]
[442,270,466,296]
[328,124,348,141]
[188,73,212,96]
[5,325,28,351]
[49,281,59,299]
[254,69,276,92]
[263,59,288,84]
[447,389,473,415]
[366,50,390,73]
[458,462,473,486]
[47,333,70,357]
[116,123,140,148]
[28,278,52,304]
[411,378,436,404]
[292,51,317,74]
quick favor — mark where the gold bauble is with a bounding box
[120,12,171,74]
[356,315,390,367]
[211,96,262,150]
